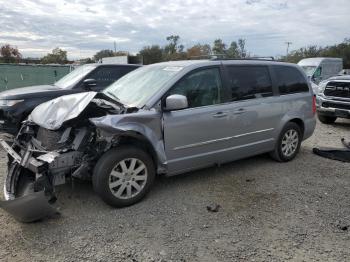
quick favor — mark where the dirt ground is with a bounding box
[0,119,349,262]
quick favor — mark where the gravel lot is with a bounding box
[0,119,349,262]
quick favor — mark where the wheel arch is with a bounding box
[113,132,162,173]
[288,118,305,138]
[277,113,306,141]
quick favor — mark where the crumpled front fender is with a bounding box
[89,110,167,168]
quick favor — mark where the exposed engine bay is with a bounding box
[0,91,144,222]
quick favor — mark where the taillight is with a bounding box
[312,95,316,115]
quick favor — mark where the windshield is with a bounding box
[103,65,183,108]
[301,66,317,77]
[55,64,97,89]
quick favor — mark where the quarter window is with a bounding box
[169,68,222,108]
[274,66,309,94]
[225,66,273,101]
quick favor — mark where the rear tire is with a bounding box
[270,122,302,162]
[317,114,337,124]
[92,146,155,207]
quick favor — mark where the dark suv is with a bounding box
[0,63,140,134]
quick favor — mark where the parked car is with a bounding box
[298,57,343,84]
[0,63,141,135]
[0,59,316,222]
[315,75,350,124]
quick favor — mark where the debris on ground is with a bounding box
[206,204,221,213]
[336,222,349,232]
[313,138,350,162]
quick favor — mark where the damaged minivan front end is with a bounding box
[0,91,161,222]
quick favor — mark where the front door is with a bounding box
[163,67,233,174]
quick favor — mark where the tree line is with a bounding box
[281,38,350,68]
[1,36,350,68]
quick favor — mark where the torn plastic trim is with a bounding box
[0,139,48,174]
[0,191,59,223]
[313,147,350,162]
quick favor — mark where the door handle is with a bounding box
[212,112,228,118]
[233,108,247,115]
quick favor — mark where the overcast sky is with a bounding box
[0,0,349,59]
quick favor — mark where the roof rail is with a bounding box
[211,56,275,61]
[188,54,275,61]
[187,54,224,60]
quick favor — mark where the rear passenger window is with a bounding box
[225,66,273,101]
[274,66,309,94]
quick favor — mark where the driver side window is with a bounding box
[168,68,222,108]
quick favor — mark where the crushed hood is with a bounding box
[30,91,97,130]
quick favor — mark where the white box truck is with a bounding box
[298,57,343,84]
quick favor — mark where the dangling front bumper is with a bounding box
[0,139,59,222]
[0,191,58,222]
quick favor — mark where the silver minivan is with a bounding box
[0,59,316,221]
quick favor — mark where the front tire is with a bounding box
[270,122,302,162]
[317,114,337,124]
[92,146,155,207]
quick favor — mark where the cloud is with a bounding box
[0,0,349,59]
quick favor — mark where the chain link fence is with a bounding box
[0,64,71,91]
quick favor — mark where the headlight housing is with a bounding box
[0,99,24,107]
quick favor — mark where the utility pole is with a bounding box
[113,41,117,54]
[285,41,292,57]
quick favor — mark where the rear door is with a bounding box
[163,66,235,174]
[220,64,280,157]
[271,65,313,132]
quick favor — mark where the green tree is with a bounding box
[187,44,211,58]
[0,44,22,63]
[163,35,186,60]
[41,47,68,64]
[322,39,350,68]
[93,49,115,61]
[238,39,247,58]
[212,39,226,55]
[227,41,239,58]
[164,35,180,55]
[139,45,163,65]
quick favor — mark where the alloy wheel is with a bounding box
[281,129,299,157]
[108,158,148,200]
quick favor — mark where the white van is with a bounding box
[298,57,343,84]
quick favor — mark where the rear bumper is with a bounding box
[303,117,316,140]
[316,96,350,118]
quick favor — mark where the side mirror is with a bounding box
[83,79,97,89]
[164,94,188,111]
